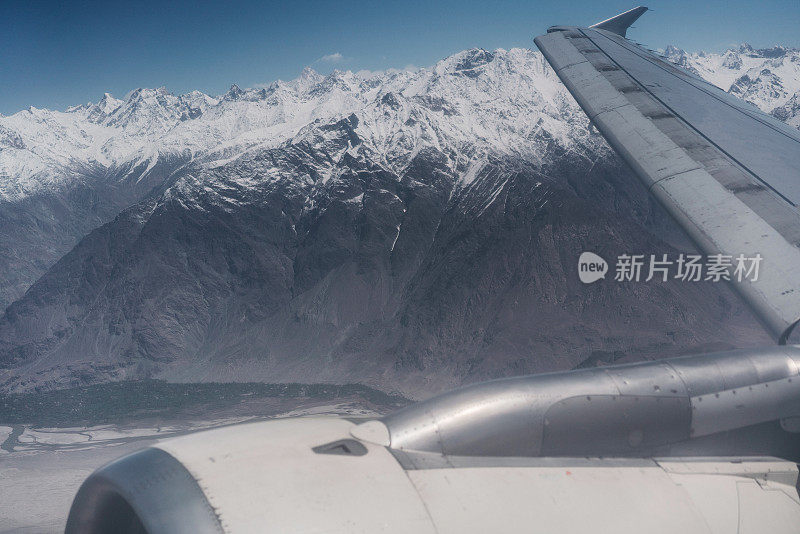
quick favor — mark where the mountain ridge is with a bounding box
[1,44,796,396]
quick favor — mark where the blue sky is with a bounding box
[2,0,799,115]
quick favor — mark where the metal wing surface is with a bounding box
[535,7,800,343]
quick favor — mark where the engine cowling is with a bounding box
[66,346,800,533]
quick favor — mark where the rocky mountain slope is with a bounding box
[1,44,796,396]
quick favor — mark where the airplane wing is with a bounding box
[535,7,800,344]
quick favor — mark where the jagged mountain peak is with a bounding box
[182,89,219,110]
[86,92,124,122]
[661,44,800,123]
[738,43,755,55]
[300,65,320,78]
[0,48,570,201]
[454,48,496,71]
[1,45,799,206]
[721,50,743,70]
[98,92,122,108]
[224,83,244,100]
[293,66,324,90]
[662,45,687,60]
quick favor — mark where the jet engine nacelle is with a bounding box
[66,347,800,533]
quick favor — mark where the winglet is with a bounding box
[589,6,648,37]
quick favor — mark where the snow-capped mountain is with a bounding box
[3,44,796,204]
[662,43,800,127]
[0,48,589,312]
[0,49,584,202]
[1,45,796,395]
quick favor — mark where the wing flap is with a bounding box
[535,18,800,343]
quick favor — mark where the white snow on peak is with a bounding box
[661,44,800,112]
[1,45,799,202]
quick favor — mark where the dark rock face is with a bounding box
[0,128,767,396]
[0,156,187,312]
[773,93,800,123]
